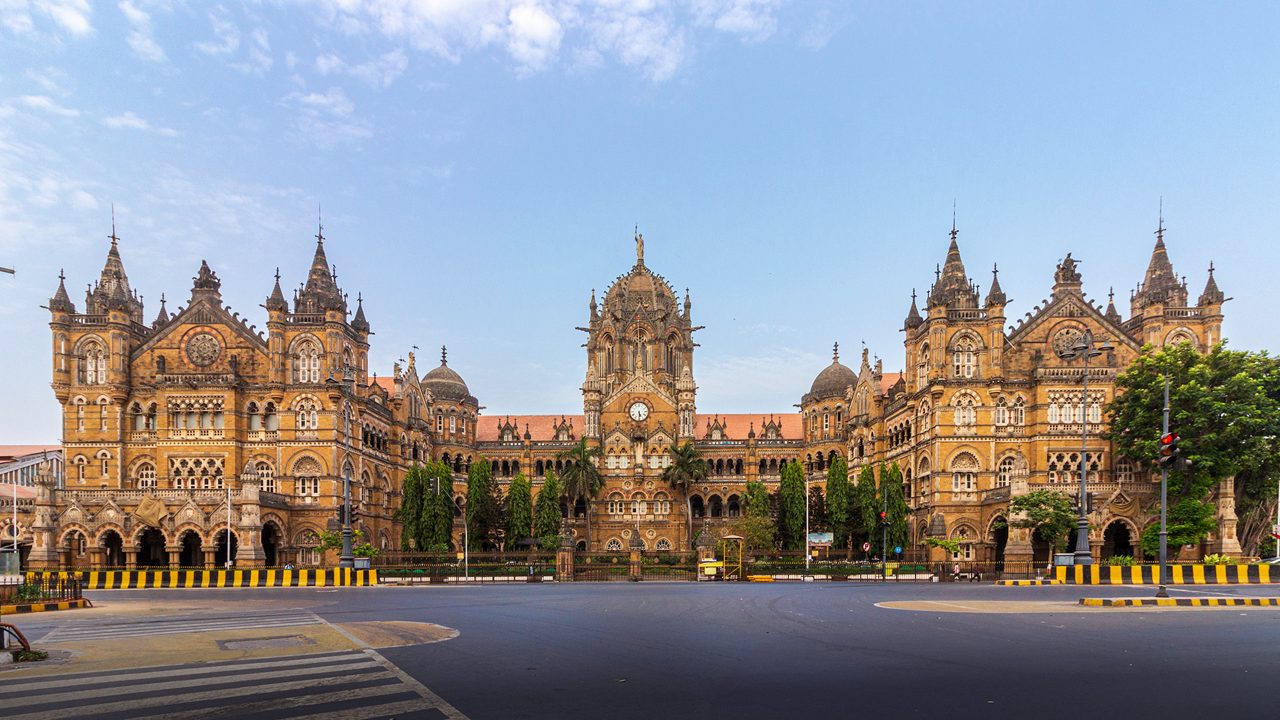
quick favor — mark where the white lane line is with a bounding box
[131,682,416,720]
[0,652,369,693]
[7,665,395,720]
[309,612,472,720]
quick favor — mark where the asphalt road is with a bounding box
[9,582,1280,719]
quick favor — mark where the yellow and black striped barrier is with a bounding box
[996,579,1061,586]
[26,568,378,589]
[1,598,91,614]
[1054,564,1276,585]
[1080,596,1280,607]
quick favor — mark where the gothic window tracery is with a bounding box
[79,338,107,385]
[951,335,977,379]
[950,452,979,492]
[292,338,322,384]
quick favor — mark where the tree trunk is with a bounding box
[686,495,694,550]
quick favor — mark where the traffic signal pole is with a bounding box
[1157,377,1170,598]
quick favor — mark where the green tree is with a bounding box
[506,473,533,547]
[465,458,503,550]
[825,456,851,557]
[1109,343,1280,554]
[663,441,709,549]
[743,480,770,519]
[850,464,879,552]
[880,462,909,555]
[423,460,455,551]
[397,464,427,551]
[778,461,807,551]
[807,485,827,532]
[533,470,564,549]
[1009,489,1076,557]
[731,515,776,553]
[558,438,605,548]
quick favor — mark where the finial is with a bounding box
[58,268,65,282]
[935,264,941,281]
[316,203,324,244]
[1156,196,1164,241]
[1108,286,1114,302]
[992,262,999,275]
[109,203,119,245]
[911,288,917,302]
[356,292,363,304]
[274,266,281,282]
[331,264,337,282]
[1208,261,1215,276]
[833,342,839,362]
[441,345,448,365]
[951,198,956,239]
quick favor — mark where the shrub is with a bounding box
[1104,555,1135,566]
[1202,553,1233,565]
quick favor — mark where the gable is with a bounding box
[1006,292,1138,350]
[131,296,269,366]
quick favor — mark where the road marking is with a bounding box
[312,610,471,720]
[0,650,448,720]
[37,610,321,643]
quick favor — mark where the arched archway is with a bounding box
[214,529,238,568]
[262,521,282,567]
[101,530,125,568]
[690,495,706,518]
[1102,520,1135,560]
[61,529,88,570]
[136,528,166,567]
[179,530,203,567]
[988,516,1008,569]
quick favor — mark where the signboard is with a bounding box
[894,546,902,555]
[807,532,833,545]
[861,542,871,552]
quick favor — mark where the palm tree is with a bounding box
[557,438,604,549]
[662,441,707,550]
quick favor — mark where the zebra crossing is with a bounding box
[0,649,461,719]
[35,609,321,643]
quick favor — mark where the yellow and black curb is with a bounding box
[25,569,378,589]
[1080,596,1280,608]
[996,579,1061,586]
[0,598,92,614]
[1055,564,1277,585]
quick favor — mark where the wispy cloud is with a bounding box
[315,49,408,89]
[1,0,94,37]
[281,87,371,148]
[194,7,239,56]
[119,0,166,62]
[102,111,178,136]
[16,94,79,117]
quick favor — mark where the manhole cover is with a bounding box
[217,635,315,651]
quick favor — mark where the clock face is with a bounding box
[629,402,650,421]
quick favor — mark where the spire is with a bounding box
[929,223,977,307]
[297,220,345,312]
[93,217,137,314]
[1198,262,1225,306]
[904,289,923,329]
[1104,287,1121,324]
[985,263,1007,307]
[49,269,75,313]
[351,293,370,333]
[265,267,287,312]
[684,287,691,315]
[153,293,170,327]
[1134,202,1185,307]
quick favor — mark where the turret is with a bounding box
[1198,262,1225,307]
[903,290,923,331]
[984,263,1007,309]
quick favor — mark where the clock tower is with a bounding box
[579,232,700,550]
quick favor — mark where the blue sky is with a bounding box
[1,1,1277,443]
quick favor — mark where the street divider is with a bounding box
[1054,564,1275,585]
[996,579,1061,586]
[25,569,377,589]
[1080,597,1280,607]
[1,598,91,614]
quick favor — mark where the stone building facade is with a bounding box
[25,219,1232,569]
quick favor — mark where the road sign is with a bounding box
[862,542,871,552]
[893,546,902,555]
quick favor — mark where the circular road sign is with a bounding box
[862,542,871,552]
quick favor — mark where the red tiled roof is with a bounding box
[0,445,61,462]
[0,483,37,500]
[880,372,903,396]
[371,376,396,395]
[476,413,803,442]
[477,415,583,442]
[696,413,803,440]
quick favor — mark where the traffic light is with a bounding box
[1158,432,1180,467]
[879,511,889,527]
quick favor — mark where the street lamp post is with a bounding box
[338,368,356,569]
[1157,377,1171,597]
[1059,329,1113,566]
[804,468,811,572]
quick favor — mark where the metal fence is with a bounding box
[4,574,84,604]
[742,555,1045,582]
[376,551,556,582]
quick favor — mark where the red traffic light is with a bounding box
[878,511,887,520]
[1159,432,1179,454]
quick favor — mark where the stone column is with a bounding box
[233,469,266,568]
[89,547,105,570]
[628,532,645,581]
[203,548,216,568]
[695,519,716,580]
[556,521,575,581]
[1003,475,1034,564]
[166,546,181,569]
[125,545,138,571]
[1209,476,1243,556]
[26,460,61,570]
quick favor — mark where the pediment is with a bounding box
[604,372,673,408]
[131,295,269,361]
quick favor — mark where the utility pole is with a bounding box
[804,470,811,572]
[881,492,888,580]
[1157,376,1170,598]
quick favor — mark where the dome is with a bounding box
[423,348,474,403]
[807,360,856,401]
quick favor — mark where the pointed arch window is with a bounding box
[80,339,107,385]
[996,456,1016,488]
[292,339,322,384]
[952,336,977,379]
[916,343,930,389]
[256,461,276,494]
[994,397,1008,426]
[952,393,977,432]
[135,461,156,490]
